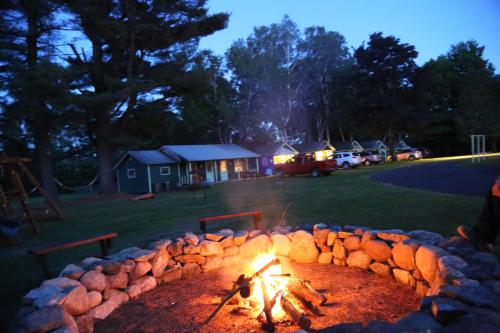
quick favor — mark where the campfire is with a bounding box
[205,252,327,331]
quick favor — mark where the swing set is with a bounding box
[0,154,64,235]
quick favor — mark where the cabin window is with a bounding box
[127,168,136,179]
[160,166,170,176]
[234,159,244,172]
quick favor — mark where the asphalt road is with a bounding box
[370,160,500,197]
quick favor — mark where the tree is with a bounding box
[0,0,64,200]
[65,0,228,193]
[174,50,236,143]
[227,16,301,143]
[296,26,351,142]
[353,32,419,152]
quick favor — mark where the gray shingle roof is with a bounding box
[248,143,298,156]
[114,150,178,170]
[159,144,260,162]
[358,140,387,150]
[293,141,333,154]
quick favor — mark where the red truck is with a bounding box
[274,154,337,177]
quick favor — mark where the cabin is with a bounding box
[393,139,412,151]
[332,140,364,153]
[248,142,298,176]
[358,140,388,160]
[292,141,335,161]
[114,150,180,194]
[159,144,260,185]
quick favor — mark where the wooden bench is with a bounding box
[198,210,263,233]
[28,232,118,278]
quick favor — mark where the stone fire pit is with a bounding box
[13,224,500,333]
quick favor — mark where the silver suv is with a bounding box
[333,151,363,170]
[359,151,383,166]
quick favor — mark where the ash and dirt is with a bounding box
[95,261,420,333]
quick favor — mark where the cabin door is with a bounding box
[205,161,215,183]
[219,160,228,181]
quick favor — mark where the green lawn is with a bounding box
[0,160,488,331]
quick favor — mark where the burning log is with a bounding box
[204,258,281,324]
[260,278,275,332]
[287,278,326,307]
[280,294,311,330]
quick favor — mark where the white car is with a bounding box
[332,151,363,170]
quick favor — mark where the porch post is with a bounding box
[214,161,218,182]
[147,165,152,193]
[188,163,193,184]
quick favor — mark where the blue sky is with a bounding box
[199,0,500,72]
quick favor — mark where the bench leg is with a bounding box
[34,254,50,278]
[253,213,263,230]
[200,221,207,233]
[99,240,109,257]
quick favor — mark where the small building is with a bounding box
[114,150,179,194]
[332,140,364,153]
[159,144,260,185]
[393,139,411,151]
[358,140,388,160]
[292,141,335,161]
[248,142,298,176]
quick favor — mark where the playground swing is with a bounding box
[0,154,64,235]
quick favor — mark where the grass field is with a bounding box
[0,159,493,331]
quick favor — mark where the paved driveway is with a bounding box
[370,160,500,197]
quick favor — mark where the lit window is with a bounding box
[234,159,244,172]
[160,166,170,176]
[127,168,136,179]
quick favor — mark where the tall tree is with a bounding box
[0,0,63,200]
[353,32,418,151]
[297,26,351,142]
[227,16,301,143]
[65,0,228,193]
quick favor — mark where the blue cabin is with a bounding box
[114,150,179,194]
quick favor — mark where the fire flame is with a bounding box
[250,251,288,318]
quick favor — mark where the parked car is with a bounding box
[333,151,363,169]
[393,148,422,161]
[274,154,337,177]
[415,147,431,158]
[359,150,383,166]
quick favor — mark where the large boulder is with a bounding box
[157,265,182,285]
[184,232,199,246]
[219,236,234,248]
[62,285,90,316]
[364,240,392,262]
[59,264,85,280]
[175,254,206,265]
[332,239,346,259]
[127,276,157,298]
[239,234,270,258]
[233,230,248,246]
[182,263,202,278]
[103,289,129,305]
[271,233,291,257]
[149,239,172,251]
[343,236,361,251]
[20,305,77,333]
[87,291,102,308]
[346,250,371,269]
[41,277,82,290]
[290,231,319,263]
[199,240,224,256]
[376,229,409,242]
[318,252,333,264]
[369,262,391,276]
[150,248,169,277]
[128,261,152,281]
[167,239,184,257]
[393,269,415,287]
[89,299,120,320]
[408,230,444,246]
[415,244,448,283]
[107,272,128,289]
[184,245,201,255]
[80,271,108,292]
[202,255,224,272]
[326,231,337,246]
[392,240,420,270]
[223,245,239,257]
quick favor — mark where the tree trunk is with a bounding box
[34,116,58,201]
[96,136,115,194]
[25,1,58,201]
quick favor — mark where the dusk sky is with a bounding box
[199,0,500,72]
